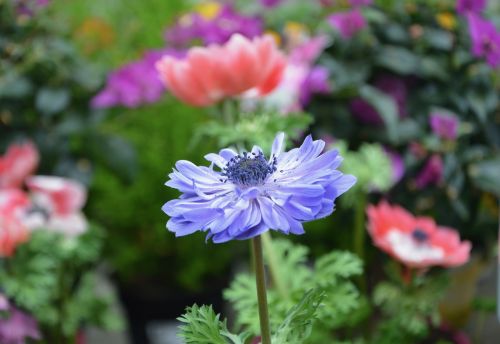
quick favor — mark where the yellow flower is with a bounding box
[436,12,456,31]
[74,17,115,55]
[265,30,282,47]
[194,1,222,20]
[284,21,308,47]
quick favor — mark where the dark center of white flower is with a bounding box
[222,151,277,187]
[411,228,428,243]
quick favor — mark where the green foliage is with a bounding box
[272,289,325,344]
[194,111,314,154]
[0,225,123,339]
[88,99,239,291]
[178,304,250,344]
[224,239,365,343]
[373,272,448,343]
[0,0,135,183]
[335,140,393,206]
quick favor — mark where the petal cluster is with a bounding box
[467,13,500,68]
[162,133,356,243]
[156,34,286,106]
[0,142,39,189]
[0,293,40,344]
[0,142,88,238]
[367,202,471,268]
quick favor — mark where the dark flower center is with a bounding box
[222,151,277,187]
[411,228,429,243]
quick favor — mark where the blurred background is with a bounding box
[1,0,500,343]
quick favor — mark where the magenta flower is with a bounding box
[384,148,405,185]
[430,113,459,140]
[164,5,263,47]
[299,66,330,106]
[328,9,367,39]
[162,133,356,243]
[260,0,284,8]
[467,13,500,68]
[415,154,443,189]
[91,49,185,109]
[456,0,486,15]
[350,75,408,125]
[0,295,40,344]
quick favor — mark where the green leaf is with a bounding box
[35,88,70,116]
[272,289,325,344]
[422,28,453,50]
[376,46,420,75]
[468,156,500,197]
[359,85,399,142]
[177,304,249,344]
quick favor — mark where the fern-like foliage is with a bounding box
[224,238,365,343]
[0,224,123,339]
[178,304,250,344]
[373,273,448,344]
[193,111,313,153]
[272,288,325,344]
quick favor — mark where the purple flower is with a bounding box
[0,295,40,344]
[415,154,443,189]
[14,0,50,17]
[384,148,405,185]
[299,66,331,106]
[456,0,486,15]
[350,75,408,125]
[289,35,328,65]
[327,9,367,39]
[349,0,373,6]
[260,0,284,8]
[164,5,263,48]
[162,133,356,243]
[467,13,500,68]
[430,112,459,140]
[91,49,185,109]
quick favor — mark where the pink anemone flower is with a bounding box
[0,142,39,189]
[0,210,29,258]
[367,202,471,269]
[156,33,286,106]
[26,176,88,237]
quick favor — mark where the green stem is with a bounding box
[261,232,290,301]
[354,193,367,290]
[252,235,272,344]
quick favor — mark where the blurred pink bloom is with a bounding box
[467,13,500,68]
[263,36,329,111]
[260,0,283,8]
[26,176,88,237]
[328,9,367,39]
[367,202,471,268]
[430,112,459,140]
[157,34,286,106]
[0,189,30,214]
[0,295,40,344]
[415,154,443,189]
[384,149,405,185]
[27,176,86,216]
[0,142,39,189]
[0,208,29,258]
[299,66,330,106]
[456,0,486,15]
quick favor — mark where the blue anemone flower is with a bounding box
[162,133,356,243]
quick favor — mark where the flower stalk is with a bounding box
[252,235,272,344]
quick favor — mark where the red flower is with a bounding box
[0,142,39,189]
[156,33,286,106]
[0,210,29,257]
[367,202,471,268]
